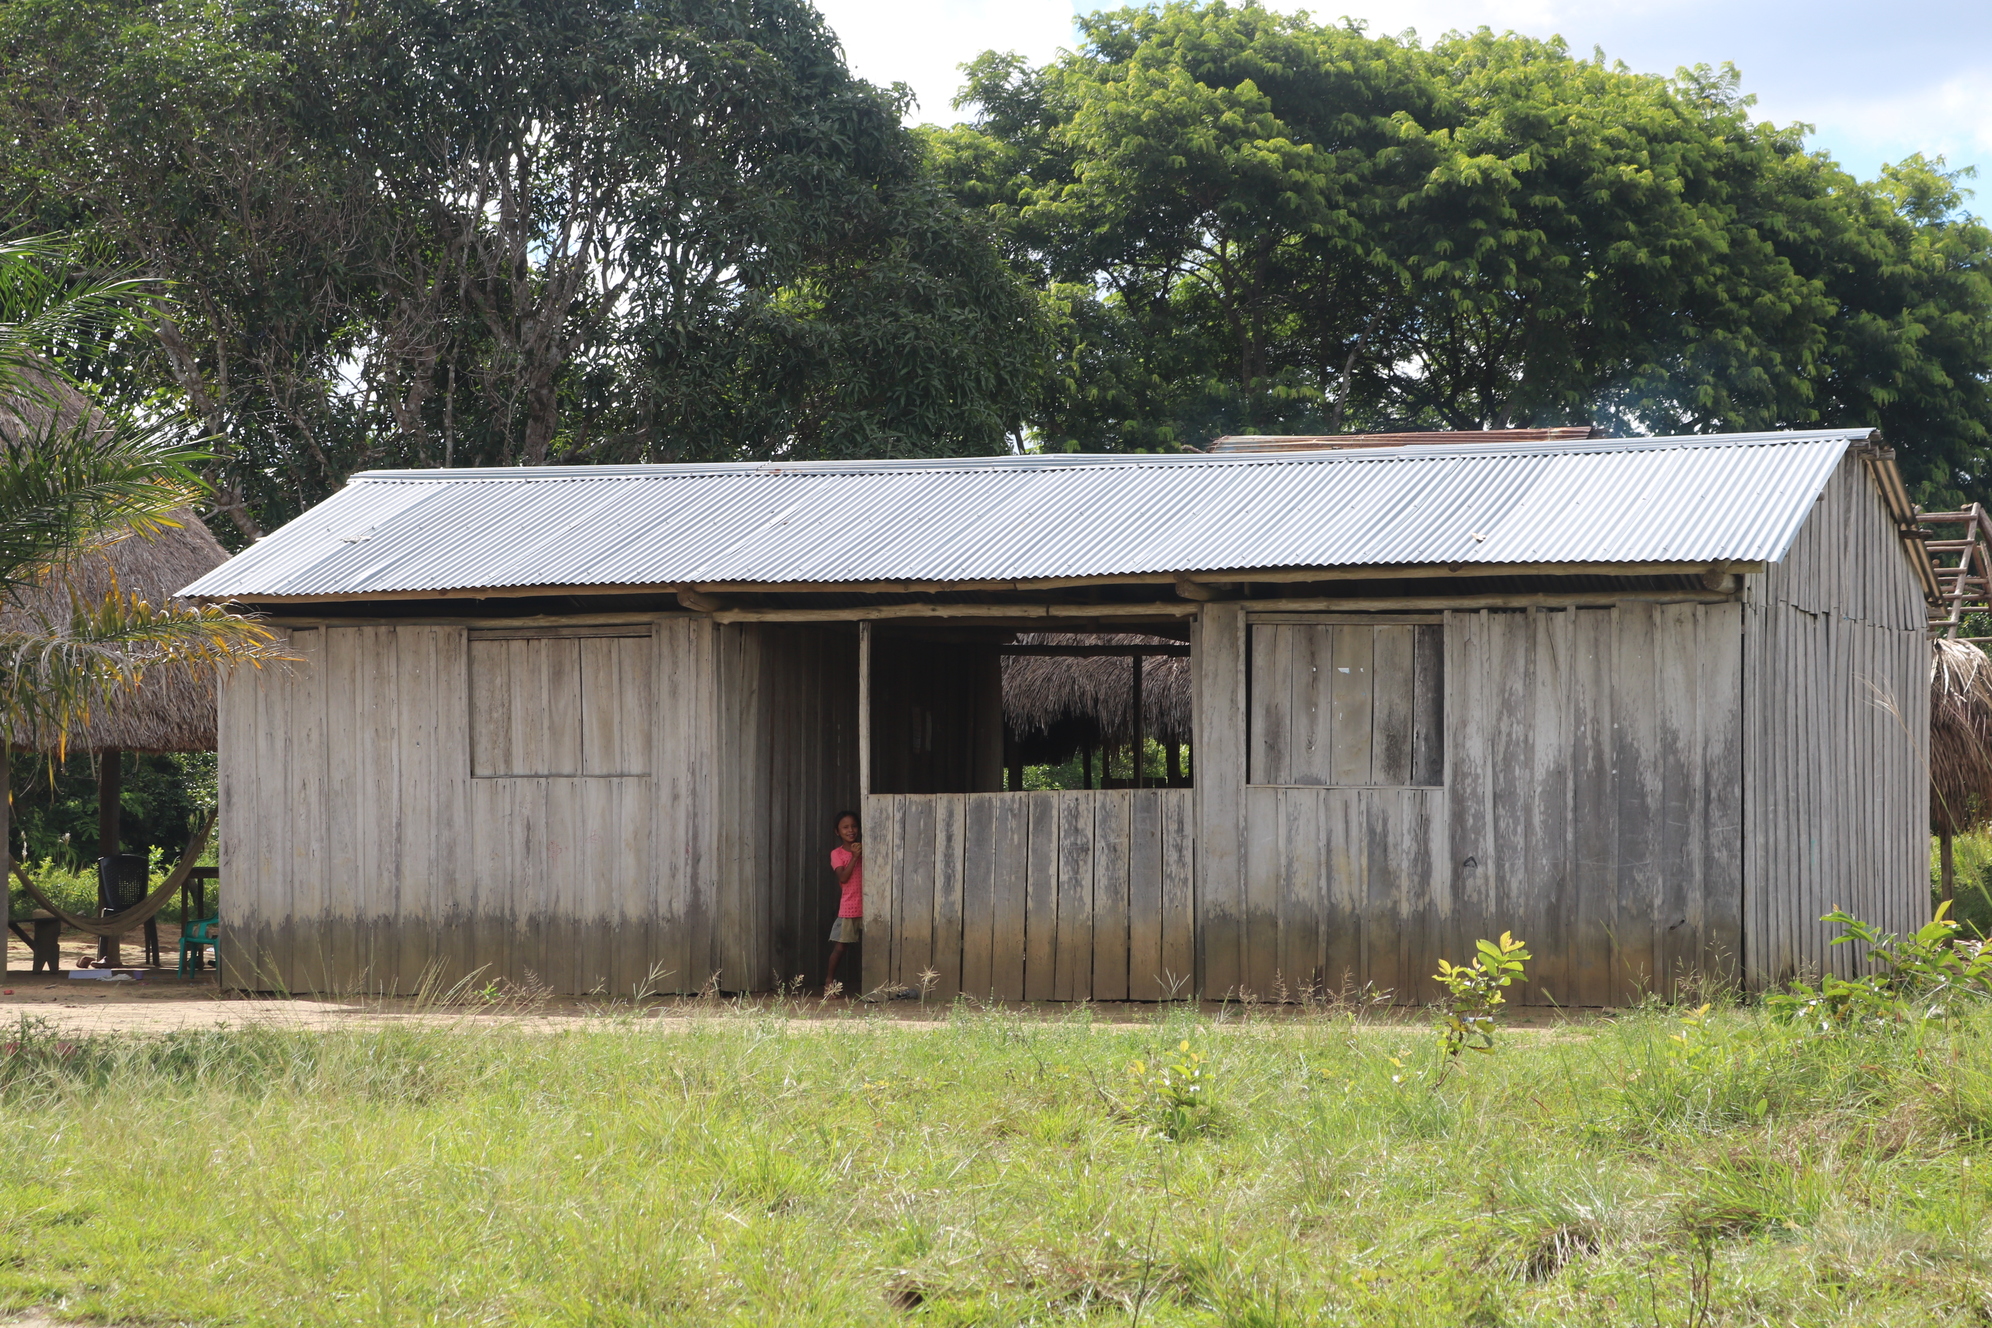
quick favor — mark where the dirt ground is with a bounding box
[0,931,1611,1036]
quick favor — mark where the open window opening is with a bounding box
[864,627,1192,794]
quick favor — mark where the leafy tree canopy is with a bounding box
[927,2,1992,503]
[0,0,1049,535]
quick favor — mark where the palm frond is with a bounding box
[0,581,288,756]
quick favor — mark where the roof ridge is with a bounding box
[349,429,1879,482]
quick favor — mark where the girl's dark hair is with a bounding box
[833,810,861,834]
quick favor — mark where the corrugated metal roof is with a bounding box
[183,429,1879,598]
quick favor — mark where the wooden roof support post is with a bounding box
[1132,654,1145,788]
[858,621,873,798]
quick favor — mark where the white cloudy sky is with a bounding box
[813,0,1992,188]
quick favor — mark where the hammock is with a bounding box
[6,812,214,938]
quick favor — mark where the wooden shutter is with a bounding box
[1249,621,1443,786]
[469,630,653,777]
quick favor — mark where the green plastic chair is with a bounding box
[178,917,219,976]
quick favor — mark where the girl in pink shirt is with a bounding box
[826,810,862,993]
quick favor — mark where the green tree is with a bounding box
[0,0,1048,532]
[933,2,1992,499]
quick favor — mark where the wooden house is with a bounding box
[184,428,1936,1003]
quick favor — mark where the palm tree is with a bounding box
[1,235,281,892]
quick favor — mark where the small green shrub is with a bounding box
[1431,932,1530,1085]
[1126,1039,1214,1139]
[1766,902,1992,1030]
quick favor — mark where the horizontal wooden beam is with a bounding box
[998,645,1190,657]
[707,602,1203,624]
[260,611,687,629]
[1240,590,1743,612]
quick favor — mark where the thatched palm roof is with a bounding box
[1932,637,1992,836]
[1002,633,1191,757]
[1,367,231,754]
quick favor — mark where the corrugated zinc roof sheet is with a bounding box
[182,429,1877,597]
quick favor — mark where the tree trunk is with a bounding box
[1082,744,1093,791]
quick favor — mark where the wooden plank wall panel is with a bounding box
[871,789,1196,1002]
[1743,455,1929,989]
[221,618,719,995]
[1233,605,1743,1006]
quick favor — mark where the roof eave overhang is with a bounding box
[196,558,1772,607]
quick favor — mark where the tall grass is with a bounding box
[0,1000,1987,1325]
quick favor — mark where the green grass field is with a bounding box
[0,993,1988,1327]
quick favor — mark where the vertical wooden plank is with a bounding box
[1614,604,1663,1002]
[989,794,1029,1001]
[1159,790,1195,999]
[1195,605,1248,998]
[1657,605,1702,998]
[329,628,366,987]
[1053,791,1094,1000]
[1092,789,1132,1002]
[392,627,439,994]
[860,793,896,996]
[1527,609,1572,1007]
[1249,623,1291,785]
[1370,625,1416,786]
[1365,791,1405,999]
[961,794,998,1000]
[1288,625,1329,785]
[1329,626,1375,786]
[1323,789,1365,996]
[1486,612,1533,983]
[931,793,967,998]
[1570,609,1617,1007]
[287,628,326,993]
[1411,624,1446,787]
[1281,788,1325,994]
[898,795,937,988]
[1445,611,1493,999]
[1024,793,1059,1000]
[1128,790,1165,1000]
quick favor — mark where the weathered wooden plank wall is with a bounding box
[220,618,724,995]
[861,790,1194,1001]
[1202,604,1743,1004]
[1742,454,1929,986]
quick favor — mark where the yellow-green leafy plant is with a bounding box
[1432,933,1531,1085]
[1127,1040,1213,1139]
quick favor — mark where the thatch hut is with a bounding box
[1,367,230,945]
[1001,633,1191,784]
[1931,637,1992,906]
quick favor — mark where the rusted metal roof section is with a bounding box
[183,429,1883,599]
[1208,427,1601,452]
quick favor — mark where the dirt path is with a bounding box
[0,935,1611,1037]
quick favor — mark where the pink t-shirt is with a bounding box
[831,846,863,918]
